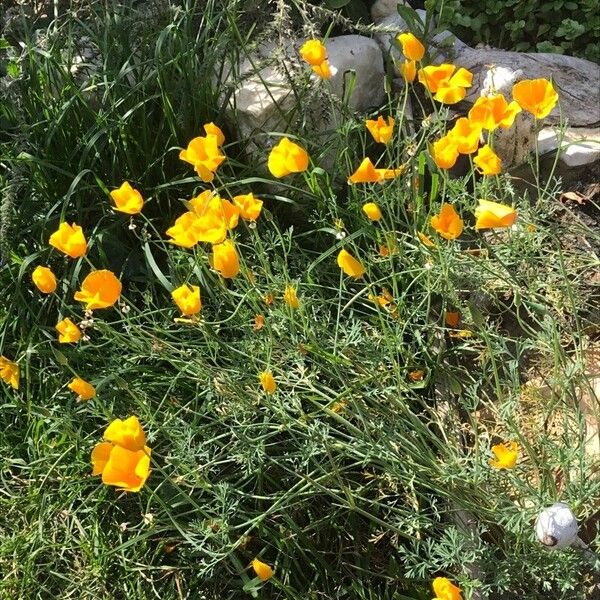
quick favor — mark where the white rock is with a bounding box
[371,0,408,24]
[454,48,600,127]
[219,36,386,163]
[561,141,600,167]
[536,126,600,168]
[535,502,579,550]
[325,35,386,113]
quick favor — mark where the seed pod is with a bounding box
[535,502,578,550]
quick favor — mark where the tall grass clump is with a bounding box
[1,1,598,599]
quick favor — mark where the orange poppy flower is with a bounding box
[430,203,463,240]
[74,270,122,310]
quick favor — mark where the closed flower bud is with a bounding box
[32,265,57,294]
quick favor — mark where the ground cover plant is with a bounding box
[0,1,599,599]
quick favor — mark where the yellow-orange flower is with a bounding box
[103,416,146,451]
[268,137,309,178]
[430,203,463,240]
[253,314,265,331]
[299,39,327,65]
[432,576,463,600]
[397,32,425,61]
[431,135,459,170]
[299,39,332,78]
[448,117,482,154]
[445,311,460,327]
[68,377,96,400]
[49,222,87,259]
[74,270,122,310]
[171,283,202,316]
[409,370,424,381]
[418,64,472,104]
[251,558,274,582]
[362,202,382,221]
[259,371,277,394]
[512,78,558,119]
[179,135,225,182]
[211,239,240,278]
[337,248,366,278]
[234,193,263,221]
[283,285,299,309]
[32,265,57,294]
[489,441,519,469]
[0,355,19,389]
[166,211,202,248]
[473,144,502,175]
[366,116,395,144]
[348,158,404,184]
[468,94,522,131]
[110,181,144,215]
[91,416,151,493]
[399,59,417,83]
[474,199,517,230]
[203,122,225,146]
[56,318,82,343]
[189,191,235,240]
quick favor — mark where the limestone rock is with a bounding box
[219,36,386,162]
[454,47,600,127]
[371,0,408,24]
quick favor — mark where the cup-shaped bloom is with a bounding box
[489,441,518,469]
[49,222,87,258]
[268,137,309,178]
[166,211,202,248]
[0,355,19,389]
[234,193,263,221]
[91,441,151,493]
[418,64,472,104]
[283,285,299,309]
[74,270,122,310]
[399,59,416,83]
[32,265,57,294]
[366,116,395,144]
[211,239,240,279]
[171,283,201,316]
[474,199,517,229]
[203,122,225,146]
[104,415,146,452]
[432,577,463,600]
[362,202,382,221]
[448,117,482,155]
[68,377,96,400]
[337,248,366,278]
[348,158,404,184]
[397,32,425,61]
[179,135,226,182]
[110,181,144,215]
[251,558,274,582]
[430,203,463,240]
[56,317,82,343]
[431,135,459,169]
[299,39,327,66]
[512,78,558,119]
[259,371,277,394]
[468,94,522,131]
[473,144,502,175]
[188,192,232,242]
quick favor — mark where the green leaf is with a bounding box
[396,5,424,33]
